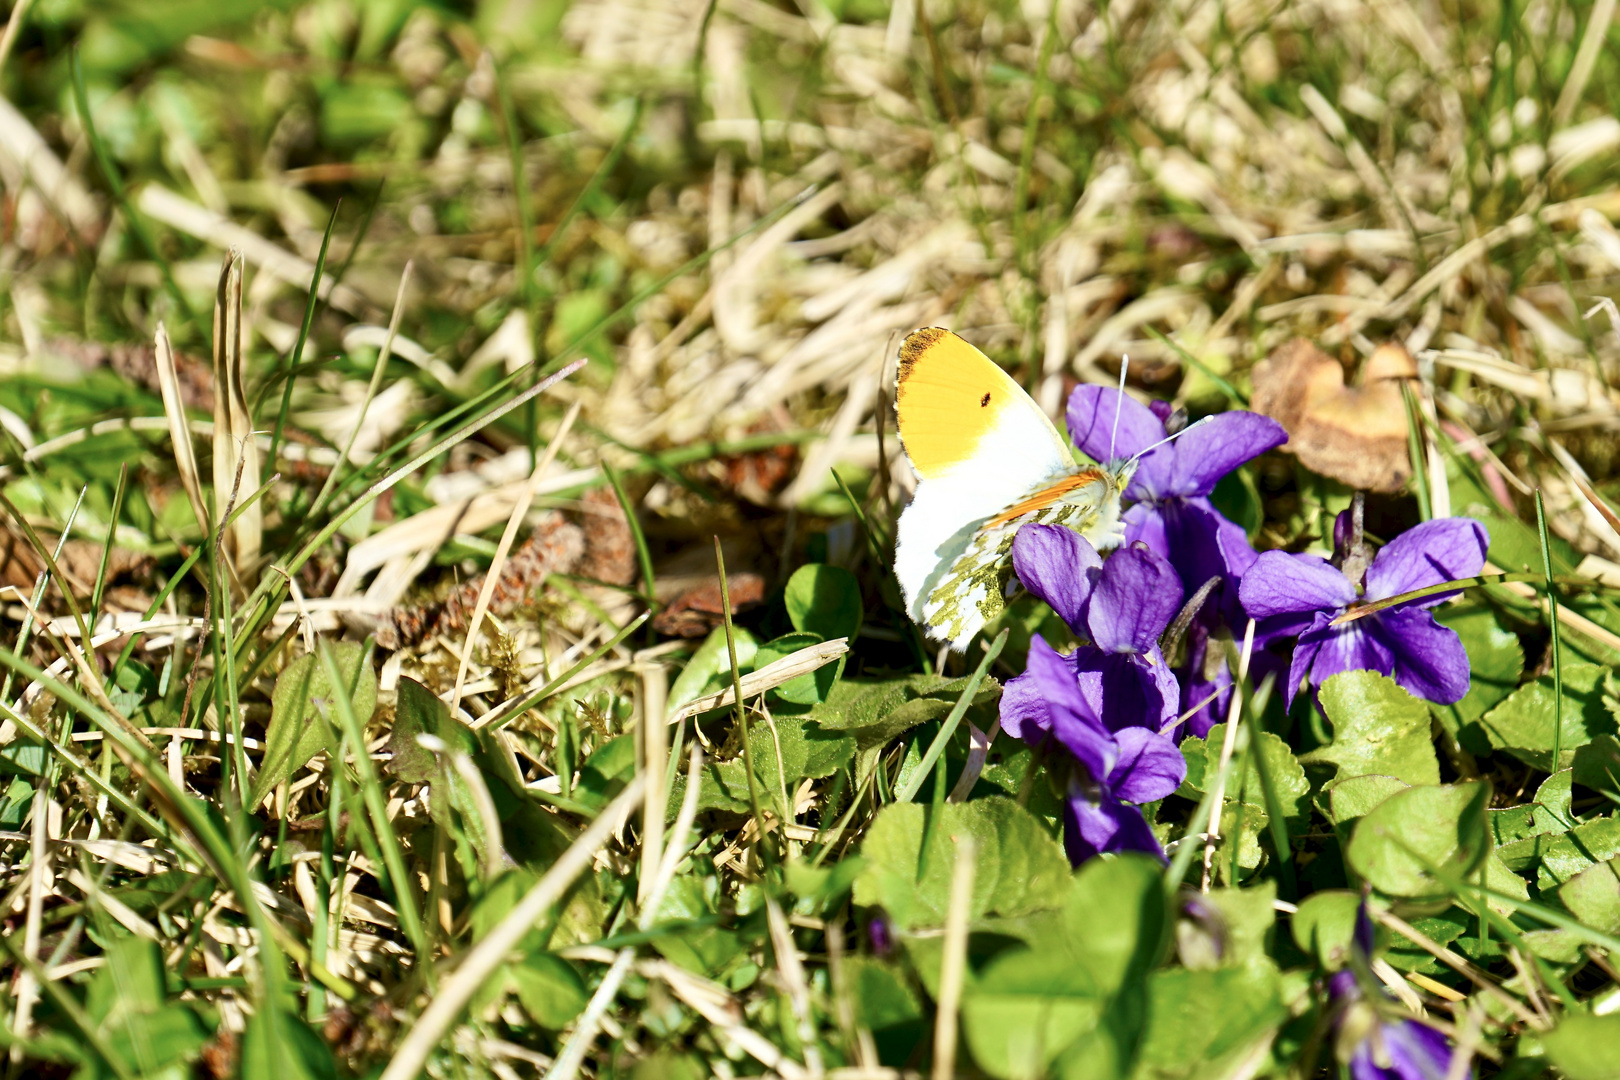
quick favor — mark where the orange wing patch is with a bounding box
[987,470,1101,528]
[895,328,1027,480]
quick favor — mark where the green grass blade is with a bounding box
[894,629,1008,804]
[1144,327,1248,406]
[89,463,128,619]
[1536,489,1565,769]
[265,199,340,467]
[316,640,432,969]
[602,459,657,613]
[1402,381,1432,521]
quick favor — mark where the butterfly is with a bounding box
[893,327,1145,652]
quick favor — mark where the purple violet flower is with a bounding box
[1066,388,1287,611]
[1002,524,1185,735]
[1004,635,1187,865]
[1324,899,1471,1080]
[1329,972,1471,1080]
[1065,388,1286,732]
[1238,517,1489,705]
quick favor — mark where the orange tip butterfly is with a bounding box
[893,327,1202,651]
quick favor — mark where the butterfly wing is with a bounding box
[893,328,1077,648]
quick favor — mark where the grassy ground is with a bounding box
[2,0,1620,1077]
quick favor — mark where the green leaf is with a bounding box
[252,641,375,808]
[1179,881,1276,969]
[1574,734,1620,797]
[632,1051,709,1080]
[1180,724,1311,833]
[1489,770,1572,848]
[386,677,462,783]
[844,958,924,1066]
[853,797,1069,930]
[577,734,637,808]
[1383,910,1469,973]
[1345,782,1491,902]
[1431,601,1524,744]
[1478,662,1614,771]
[1125,959,1284,1080]
[1324,774,1410,843]
[86,935,164,1024]
[963,948,1110,1080]
[1542,1013,1620,1080]
[383,678,512,880]
[1289,890,1361,968]
[85,937,213,1076]
[1061,855,1169,994]
[1559,857,1620,935]
[785,563,862,640]
[756,631,843,705]
[672,710,855,815]
[509,953,589,1029]
[240,1009,336,1080]
[668,626,758,711]
[809,674,1001,750]
[1531,817,1620,892]
[468,869,545,951]
[961,857,1166,1080]
[1302,671,1440,787]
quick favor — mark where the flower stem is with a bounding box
[1330,572,1541,624]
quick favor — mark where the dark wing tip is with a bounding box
[897,327,951,382]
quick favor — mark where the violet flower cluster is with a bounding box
[1000,386,1489,867]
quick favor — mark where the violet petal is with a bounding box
[1240,550,1357,619]
[1284,621,1324,707]
[999,667,1050,746]
[1110,726,1187,802]
[1066,385,1173,495]
[1063,786,1167,866]
[1380,607,1472,704]
[1378,1019,1467,1080]
[1026,636,1116,780]
[1120,502,1169,564]
[1299,611,1396,698]
[1076,650,1181,732]
[1087,544,1183,654]
[1012,523,1102,634]
[1165,411,1288,496]
[1364,518,1489,605]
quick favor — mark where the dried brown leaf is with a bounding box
[1251,338,1416,492]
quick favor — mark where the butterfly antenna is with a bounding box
[1109,355,1128,460]
[1129,415,1214,463]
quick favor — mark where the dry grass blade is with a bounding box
[637,660,669,907]
[1202,619,1256,891]
[211,249,260,582]
[1373,909,1544,1029]
[154,321,209,536]
[450,400,582,713]
[642,958,809,1079]
[377,775,647,1080]
[666,638,850,724]
[136,183,370,315]
[933,831,976,1080]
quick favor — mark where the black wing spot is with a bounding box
[980,393,991,407]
